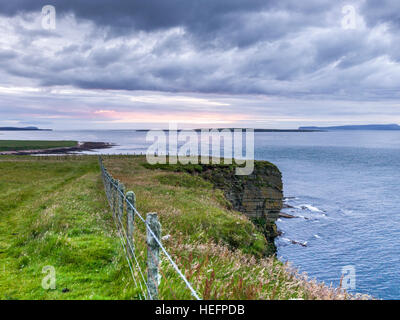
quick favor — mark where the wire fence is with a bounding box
[99,156,201,300]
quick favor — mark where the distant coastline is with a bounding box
[299,124,400,131]
[135,128,322,132]
[0,126,52,131]
[0,141,113,155]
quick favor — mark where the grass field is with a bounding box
[0,156,136,299]
[0,155,358,300]
[0,140,77,152]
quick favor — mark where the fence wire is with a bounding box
[99,156,201,300]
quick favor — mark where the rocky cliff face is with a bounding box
[143,159,283,255]
[200,161,283,254]
[201,161,283,220]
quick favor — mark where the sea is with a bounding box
[1,129,400,299]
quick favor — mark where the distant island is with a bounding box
[199,128,322,132]
[0,126,52,131]
[299,124,400,131]
[135,128,321,132]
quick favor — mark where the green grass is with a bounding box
[0,155,358,300]
[0,140,77,152]
[142,157,278,173]
[0,156,138,299]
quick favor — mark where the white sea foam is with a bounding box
[298,204,324,213]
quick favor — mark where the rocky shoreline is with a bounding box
[0,141,114,155]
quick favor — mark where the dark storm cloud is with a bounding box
[1,0,400,104]
[0,0,336,46]
[0,0,273,31]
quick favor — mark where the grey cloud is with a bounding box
[361,0,400,28]
[0,49,17,60]
[0,0,338,47]
[1,0,400,102]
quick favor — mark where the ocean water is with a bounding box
[1,129,400,299]
[254,131,400,300]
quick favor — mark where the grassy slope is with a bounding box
[0,155,355,300]
[0,140,77,152]
[0,156,138,299]
[104,156,354,300]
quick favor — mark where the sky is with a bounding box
[1,0,400,129]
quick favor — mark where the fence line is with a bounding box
[98,156,201,300]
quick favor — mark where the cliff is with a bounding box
[199,162,282,219]
[143,160,283,254]
[199,161,283,253]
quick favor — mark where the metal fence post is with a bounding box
[146,212,161,300]
[105,171,110,201]
[112,179,118,217]
[126,191,136,251]
[118,181,125,222]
